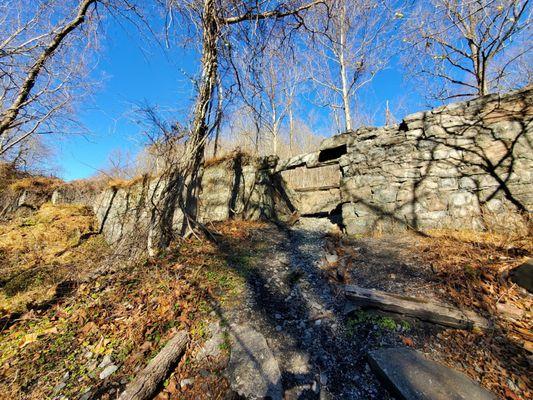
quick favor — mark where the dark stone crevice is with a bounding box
[318,144,347,163]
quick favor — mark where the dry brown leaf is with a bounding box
[400,335,414,347]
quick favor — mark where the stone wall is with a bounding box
[2,88,530,240]
[335,87,532,234]
[274,86,532,234]
[91,154,289,245]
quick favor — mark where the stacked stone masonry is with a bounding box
[2,87,530,241]
[334,87,532,234]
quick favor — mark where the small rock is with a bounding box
[507,378,519,392]
[87,360,98,372]
[53,382,66,393]
[312,380,319,393]
[180,378,195,388]
[275,313,282,319]
[319,373,328,385]
[196,322,224,361]
[275,325,283,332]
[99,365,118,380]
[496,303,525,319]
[325,253,338,264]
[314,319,322,326]
[80,390,92,400]
[98,354,113,369]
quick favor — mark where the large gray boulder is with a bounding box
[368,348,496,400]
[226,325,282,400]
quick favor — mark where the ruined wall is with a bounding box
[91,154,286,245]
[338,87,532,234]
[3,88,530,240]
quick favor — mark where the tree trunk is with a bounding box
[147,0,219,254]
[339,1,352,132]
[0,0,96,146]
[118,331,189,400]
[181,0,219,229]
[288,105,294,156]
[212,77,223,157]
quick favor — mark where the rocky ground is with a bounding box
[166,218,531,400]
[220,218,396,399]
[169,218,442,399]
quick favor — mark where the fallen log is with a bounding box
[344,285,488,330]
[118,331,189,400]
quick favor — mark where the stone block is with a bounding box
[368,348,496,400]
[298,189,341,215]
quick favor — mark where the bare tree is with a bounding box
[0,0,102,161]
[236,35,304,156]
[304,0,400,132]
[404,0,531,100]
[144,0,325,253]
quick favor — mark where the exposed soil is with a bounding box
[168,218,531,400]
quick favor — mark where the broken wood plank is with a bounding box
[344,285,488,330]
[118,331,189,400]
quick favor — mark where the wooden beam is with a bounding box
[344,285,489,330]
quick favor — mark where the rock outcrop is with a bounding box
[92,154,290,246]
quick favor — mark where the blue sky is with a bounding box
[57,16,424,181]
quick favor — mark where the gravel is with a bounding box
[221,218,398,399]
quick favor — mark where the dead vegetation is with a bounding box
[8,176,63,193]
[0,203,102,318]
[0,203,265,399]
[412,228,532,400]
[203,149,254,168]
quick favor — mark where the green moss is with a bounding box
[346,310,411,336]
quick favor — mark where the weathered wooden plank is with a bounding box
[344,285,488,330]
[118,331,189,400]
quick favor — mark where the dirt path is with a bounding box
[220,219,402,399]
[213,219,530,400]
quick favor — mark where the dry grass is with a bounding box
[0,218,265,400]
[0,163,27,187]
[9,176,63,193]
[106,175,147,190]
[61,177,107,193]
[0,203,102,317]
[203,149,254,168]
